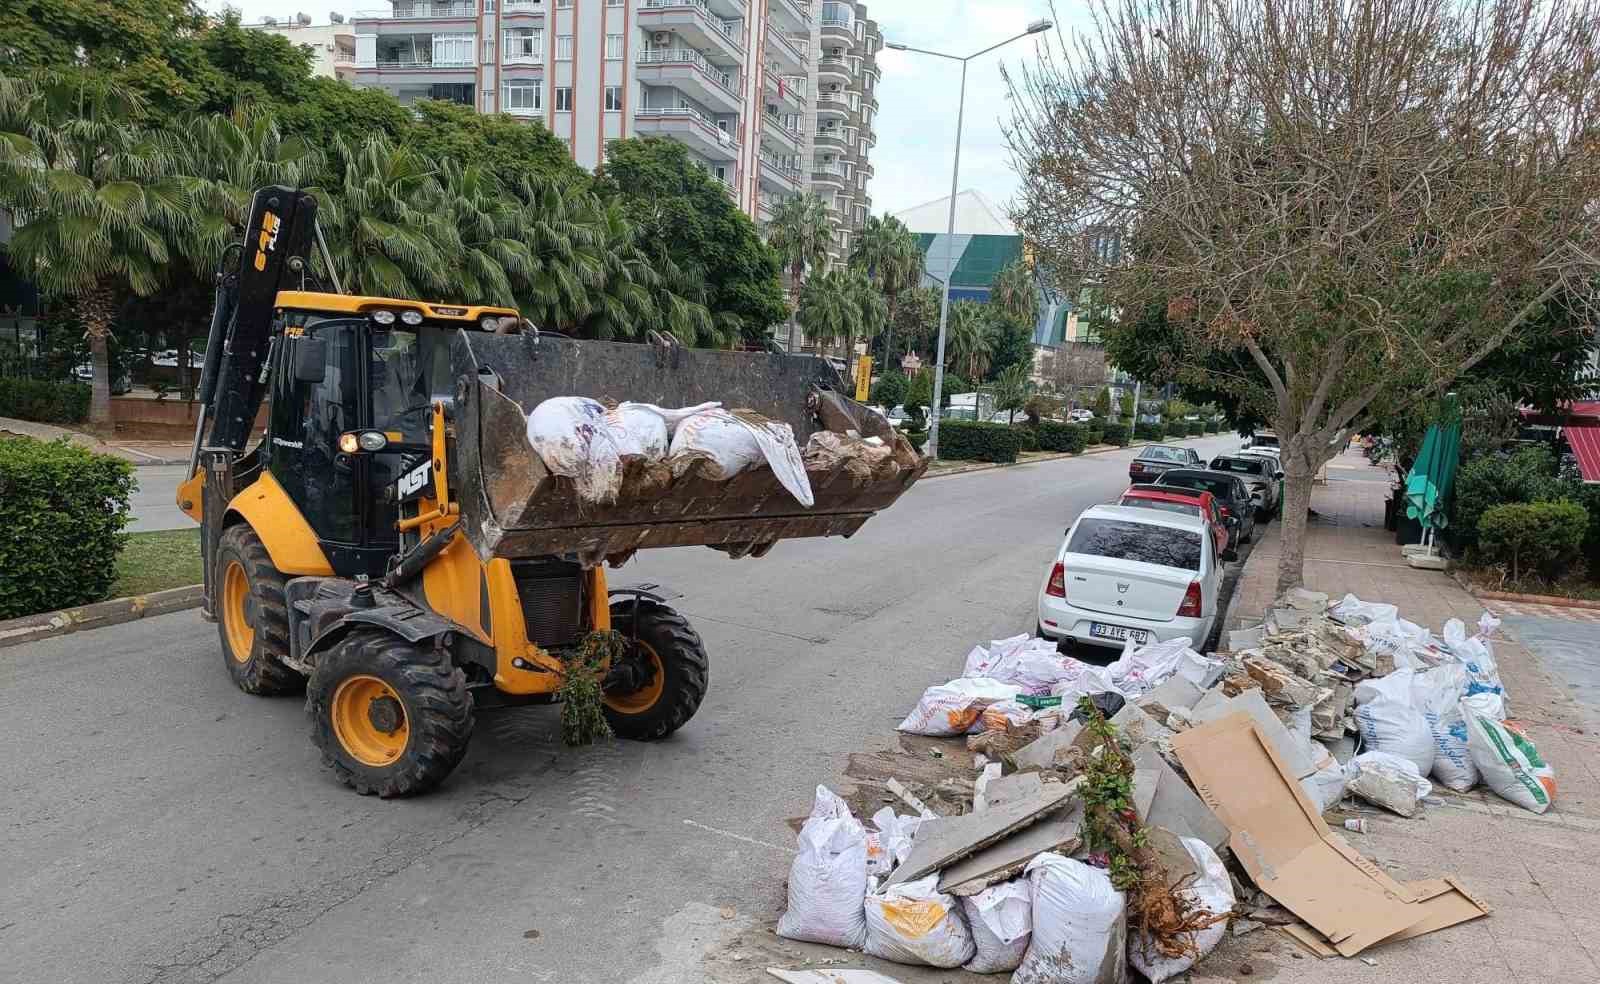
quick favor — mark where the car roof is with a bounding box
[1078,504,1209,533]
[1159,468,1247,486]
[1137,444,1192,454]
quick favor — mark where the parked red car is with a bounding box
[1118,484,1235,560]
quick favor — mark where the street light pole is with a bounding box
[887,18,1052,459]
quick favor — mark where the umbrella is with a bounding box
[1404,414,1462,530]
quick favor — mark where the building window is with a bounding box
[504,28,542,61]
[713,164,728,182]
[557,0,572,6]
[483,0,495,10]
[848,92,860,111]
[482,88,494,108]
[432,33,475,66]
[605,33,623,59]
[555,86,573,111]
[557,34,573,60]
[483,37,494,63]
[607,0,623,5]
[604,86,623,111]
[504,83,542,111]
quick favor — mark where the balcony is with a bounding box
[811,159,847,188]
[812,126,847,153]
[816,56,849,83]
[765,27,808,72]
[819,2,854,47]
[634,105,740,161]
[502,40,542,65]
[639,0,744,65]
[770,0,810,31]
[355,53,477,71]
[814,89,849,117]
[502,0,544,17]
[758,153,802,192]
[635,48,741,113]
[761,113,802,151]
[356,2,474,21]
[764,74,805,110]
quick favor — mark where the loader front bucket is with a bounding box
[450,330,926,563]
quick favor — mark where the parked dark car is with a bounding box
[1154,468,1258,546]
[1208,454,1283,518]
[1128,444,1202,483]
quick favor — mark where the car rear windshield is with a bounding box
[1121,498,1203,520]
[1139,446,1190,463]
[1253,435,1280,447]
[1210,457,1267,475]
[1160,474,1234,499]
[1068,519,1203,571]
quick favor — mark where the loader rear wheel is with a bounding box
[603,601,709,741]
[307,629,474,797]
[215,524,300,695]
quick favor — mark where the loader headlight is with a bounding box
[400,309,423,326]
[338,430,390,453]
[371,309,396,325]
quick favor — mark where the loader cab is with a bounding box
[263,293,520,577]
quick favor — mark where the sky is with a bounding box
[203,0,1085,222]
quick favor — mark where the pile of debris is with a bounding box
[773,590,1557,980]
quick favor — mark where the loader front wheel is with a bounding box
[603,601,709,741]
[215,524,300,695]
[307,630,474,797]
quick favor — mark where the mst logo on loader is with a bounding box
[397,460,433,501]
[252,211,282,271]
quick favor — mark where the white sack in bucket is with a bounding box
[669,408,814,506]
[1013,853,1127,984]
[776,786,870,948]
[604,400,720,459]
[863,874,976,968]
[1128,837,1234,984]
[525,397,626,504]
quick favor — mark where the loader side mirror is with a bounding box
[293,337,326,382]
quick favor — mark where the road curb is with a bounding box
[1466,587,1600,611]
[0,585,205,649]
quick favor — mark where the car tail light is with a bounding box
[1177,580,1203,618]
[1046,562,1066,598]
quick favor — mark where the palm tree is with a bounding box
[945,300,994,382]
[797,269,861,361]
[848,269,888,387]
[435,158,531,307]
[849,214,922,363]
[0,71,186,429]
[316,134,457,300]
[510,176,602,331]
[765,193,831,352]
[989,256,1039,329]
[993,363,1035,423]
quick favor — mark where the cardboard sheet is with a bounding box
[1172,713,1489,957]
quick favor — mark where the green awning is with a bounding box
[1404,418,1462,530]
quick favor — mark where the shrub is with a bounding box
[936,420,1025,463]
[0,436,135,619]
[1085,423,1104,446]
[1188,420,1205,437]
[1452,445,1564,550]
[1135,422,1167,441]
[1016,425,1041,452]
[1037,421,1089,454]
[0,377,91,424]
[870,371,908,410]
[1101,422,1131,447]
[1477,500,1588,584]
[904,429,927,453]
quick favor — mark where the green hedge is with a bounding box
[936,420,1026,463]
[904,429,928,454]
[1037,421,1088,454]
[1016,425,1040,453]
[1101,422,1131,447]
[1453,446,1565,551]
[1478,500,1588,583]
[0,436,135,619]
[1085,423,1104,446]
[0,378,91,424]
[1135,423,1167,441]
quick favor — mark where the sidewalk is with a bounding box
[1201,449,1600,983]
[0,416,188,465]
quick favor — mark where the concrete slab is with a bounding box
[888,783,1080,886]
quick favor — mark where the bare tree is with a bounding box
[1007,0,1600,593]
[1040,341,1109,406]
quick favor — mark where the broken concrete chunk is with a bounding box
[1139,675,1203,719]
[1144,824,1202,888]
[1228,624,1268,651]
[1131,743,1230,850]
[1243,653,1333,710]
[1281,587,1330,611]
[1006,720,1085,772]
[982,770,1045,811]
[888,781,1080,885]
[939,799,1085,896]
[1110,702,1175,747]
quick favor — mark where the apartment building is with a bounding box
[248,18,357,80]
[807,1,878,262]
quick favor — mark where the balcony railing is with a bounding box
[812,160,846,177]
[765,74,806,103]
[641,0,738,41]
[357,54,476,68]
[636,105,740,150]
[816,91,846,107]
[817,56,849,74]
[503,49,542,64]
[503,0,543,10]
[636,48,738,95]
[759,153,802,183]
[362,2,475,18]
[767,29,808,63]
[819,2,852,28]
[762,112,803,139]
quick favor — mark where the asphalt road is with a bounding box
[129,464,193,533]
[2,436,1240,984]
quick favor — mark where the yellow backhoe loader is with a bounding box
[177,187,924,796]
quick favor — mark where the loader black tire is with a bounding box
[602,601,709,741]
[215,524,301,696]
[307,629,474,798]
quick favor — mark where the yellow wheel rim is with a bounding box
[331,675,410,767]
[221,560,254,664]
[604,641,665,714]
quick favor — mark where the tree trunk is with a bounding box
[883,291,898,368]
[1275,455,1314,595]
[77,282,118,433]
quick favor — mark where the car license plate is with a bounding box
[1090,622,1149,644]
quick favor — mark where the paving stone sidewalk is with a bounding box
[1199,448,1600,983]
[0,415,188,464]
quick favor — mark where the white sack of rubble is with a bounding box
[863,873,976,968]
[1014,853,1127,984]
[525,396,626,504]
[604,401,720,459]
[776,785,870,948]
[961,878,1032,973]
[1128,836,1233,983]
[669,408,814,506]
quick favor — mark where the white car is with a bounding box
[1068,409,1095,423]
[1036,504,1221,650]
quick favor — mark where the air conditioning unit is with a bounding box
[297,11,312,25]
[329,10,345,22]
[261,15,278,25]
[652,32,673,45]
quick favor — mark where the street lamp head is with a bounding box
[1026,18,1053,34]
[885,40,908,50]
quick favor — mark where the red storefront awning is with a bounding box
[1566,422,1600,482]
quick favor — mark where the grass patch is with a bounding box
[111,528,203,598]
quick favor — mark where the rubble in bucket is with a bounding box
[776,594,1521,977]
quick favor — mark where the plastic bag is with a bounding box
[604,400,720,459]
[868,808,922,875]
[1346,751,1433,816]
[1107,637,1195,695]
[1466,715,1556,813]
[1463,690,1507,721]
[897,678,1023,736]
[981,699,1034,731]
[1330,593,1399,626]
[777,786,870,948]
[1014,853,1127,984]
[1412,664,1477,792]
[525,396,626,504]
[1355,668,1417,707]
[1177,649,1227,690]
[1301,759,1348,812]
[961,879,1032,974]
[1445,619,1507,706]
[1355,697,1435,776]
[1129,837,1233,984]
[863,874,975,968]
[669,408,814,506]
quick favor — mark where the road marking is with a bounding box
[682,819,791,854]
